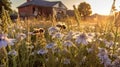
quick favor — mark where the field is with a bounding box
[0,12,120,67]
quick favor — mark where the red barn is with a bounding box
[18,0,67,18]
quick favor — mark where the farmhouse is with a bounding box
[18,0,67,18]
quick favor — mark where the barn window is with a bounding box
[33,7,35,13]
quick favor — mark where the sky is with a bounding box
[10,0,120,15]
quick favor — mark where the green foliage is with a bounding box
[0,0,12,17]
[78,2,92,20]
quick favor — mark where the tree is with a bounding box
[78,2,92,20]
[0,0,12,18]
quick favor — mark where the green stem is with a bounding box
[113,27,118,54]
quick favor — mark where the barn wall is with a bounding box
[37,6,53,17]
[18,5,33,17]
[18,5,67,18]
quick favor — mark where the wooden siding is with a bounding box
[18,5,67,18]
[18,5,33,16]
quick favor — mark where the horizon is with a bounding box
[10,0,120,15]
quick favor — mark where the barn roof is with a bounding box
[18,0,67,9]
